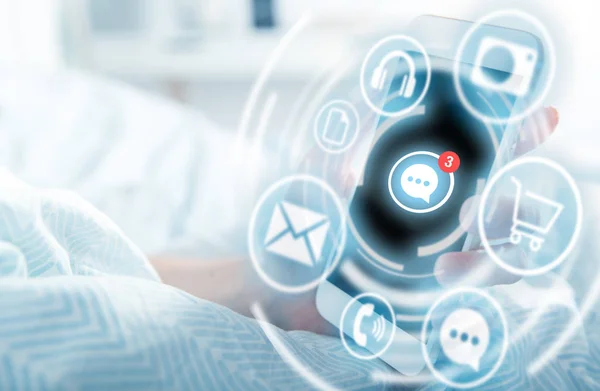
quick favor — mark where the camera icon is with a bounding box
[471,37,538,97]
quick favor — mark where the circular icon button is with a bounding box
[422,288,509,389]
[478,157,582,276]
[388,151,455,214]
[453,10,556,124]
[314,100,360,154]
[248,175,347,293]
[340,293,396,360]
[360,35,431,117]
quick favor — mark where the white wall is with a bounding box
[0,0,63,69]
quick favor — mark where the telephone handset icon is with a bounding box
[353,303,375,347]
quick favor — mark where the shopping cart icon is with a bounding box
[509,176,564,252]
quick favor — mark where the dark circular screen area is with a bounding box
[348,66,500,275]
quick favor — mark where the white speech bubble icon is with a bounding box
[440,308,490,372]
[400,164,438,203]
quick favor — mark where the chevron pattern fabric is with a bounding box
[0,169,393,390]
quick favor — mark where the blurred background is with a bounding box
[0,0,592,138]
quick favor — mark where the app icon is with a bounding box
[454,10,556,124]
[322,108,349,146]
[509,176,564,252]
[340,292,396,360]
[370,49,417,98]
[440,309,490,372]
[264,201,330,267]
[360,35,431,118]
[353,303,386,347]
[248,175,346,293]
[314,100,359,154]
[400,164,439,204]
[421,287,509,389]
[478,157,581,276]
[471,37,537,97]
[388,151,455,214]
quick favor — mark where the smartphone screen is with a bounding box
[326,55,524,332]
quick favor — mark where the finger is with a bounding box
[459,195,539,239]
[294,309,339,337]
[435,244,524,287]
[261,291,339,337]
[513,106,559,157]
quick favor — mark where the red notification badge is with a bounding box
[439,151,460,173]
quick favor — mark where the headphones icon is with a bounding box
[370,50,417,98]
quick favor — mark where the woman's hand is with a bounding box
[435,106,559,287]
[152,255,339,335]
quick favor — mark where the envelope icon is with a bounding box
[264,201,330,267]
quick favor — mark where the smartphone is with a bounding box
[316,15,544,375]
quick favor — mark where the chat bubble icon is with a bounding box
[400,164,439,203]
[440,308,490,372]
